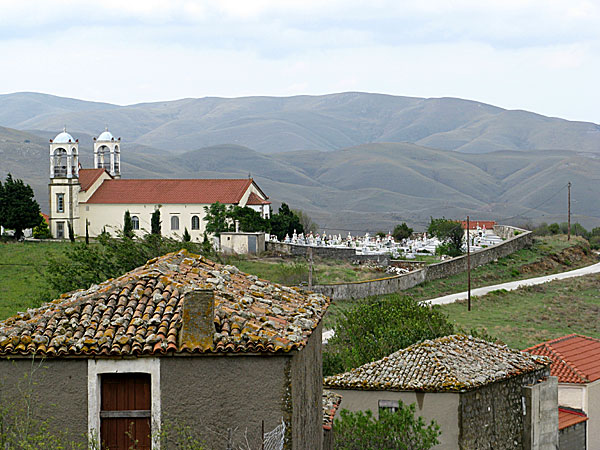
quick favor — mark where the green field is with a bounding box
[440,274,600,349]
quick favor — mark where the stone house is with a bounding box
[0,250,329,450]
[324,335,558,449]
[525,334,600,450]
[48,129,271,240]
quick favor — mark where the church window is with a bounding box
[191,216,200,230]
[132,216,140,230]
[56,194,65,213]
[171,216,179,231]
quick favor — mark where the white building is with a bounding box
[48,129,270,240]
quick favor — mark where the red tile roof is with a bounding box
[524,334,600,384]
[0,250,330,357]
[85,178,254,205]
[41,213,49,225]
[246,192,271,205]
[558,407,588,430]
[322,390,342,431]
[79,168,108,191]
[460,220,496,230]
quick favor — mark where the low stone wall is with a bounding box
[310,225,532,300]
[265,242,389,265]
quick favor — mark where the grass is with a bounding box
[440,273,600,349]
[0,241,67,319]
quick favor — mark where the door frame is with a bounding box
[88,358,161,449]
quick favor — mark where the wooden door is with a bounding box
[100,373,151,450]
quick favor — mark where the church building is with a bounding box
[48,129,270,240]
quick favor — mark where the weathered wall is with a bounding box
[586,379,600,450]
[522,376,559,450]
[160,354,290,449]
[266,242,389,265]
[290,321,323,450]
[459,368,552,450]
[327,388,460,449]
[559,421,587,450]
[0,358,88,444]
[311,225,532,300]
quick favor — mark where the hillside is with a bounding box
[2,126,599,231]
[1,92,599,154]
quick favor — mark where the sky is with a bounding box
[1,0,599,123]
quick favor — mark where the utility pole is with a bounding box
[568,182,571,241]
[467,216,471,312]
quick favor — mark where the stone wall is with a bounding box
[310,225,532,300]
[266,241,389,265]
[459,368,554,450]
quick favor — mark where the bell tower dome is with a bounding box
[49,127,79,179]
[94,127,121,178]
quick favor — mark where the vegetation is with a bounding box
[427,217,463,257]
[0,174,43,240]
[269,203,304,240]
[123,210,134,238]
[392,222,413,241]
[531,221,600,250]
[151,209,161,235]
[334,407,440,450]
[32,215,51,239]
[323,294,454,376]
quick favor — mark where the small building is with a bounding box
[0,250,329,450]
[220,231,266,255]
[324,335,558,450]
[525,334,600,450]
[558,407,588,450]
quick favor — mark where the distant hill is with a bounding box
[1,92,599,154]
[2,126,598,231]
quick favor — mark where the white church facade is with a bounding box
[48,129,270,240]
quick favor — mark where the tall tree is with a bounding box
[0,174,42,240]
[229,206,270,232]
[392,222,413,241]
[270,203,304,240]
[123,210,134,238]
[151,209,161,235]
[204,202,231,237]
[427,217,463,257]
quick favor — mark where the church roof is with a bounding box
[246,192,271,205]
[52,131,76,144]
[97,130,114,141]
[79,168,108,191]
[84,178,256,205]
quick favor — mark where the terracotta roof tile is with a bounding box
[246,192,271,205]
[559,407,588,430]
[460,220,496,230]
[324,335,550,392]
[0,250,330,357]
[525,334,600,384]
[79,168,108,191]
[322,390,342,430]
[85,178,254,204]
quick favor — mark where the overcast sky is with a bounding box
[1,0,599,123]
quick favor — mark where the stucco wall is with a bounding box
[290,322,323,450]
[327,389,460,449]
[586,379,600,450]
[160,354,291,449]
[558,384,586,410]
[0,357,88,444]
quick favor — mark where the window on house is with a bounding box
[131,216,140,230]
[378,400,399,415]
[171,215,179,230]
[100,373,151,450]
[56,194,65,213]
[56,222,64,239]
[191,215,200,230]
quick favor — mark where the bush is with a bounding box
[32,217,52,239]
[334,407,440,450]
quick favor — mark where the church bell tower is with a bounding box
[94,128,121,178]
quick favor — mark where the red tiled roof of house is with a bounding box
[322,390,342,431]
[460,220,496,230]
[79,168,108,191]
[246,192,271,205]
[0,250,329,357]
[41,213,49,225]
[524,334,600,384]
[558,407,588,430]
[85,178,254,205]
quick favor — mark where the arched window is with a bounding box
[191,215,200,230]
[98,146,110,170]
[53,148,67,177]
[131,216,139,230]
[171,216,179,230]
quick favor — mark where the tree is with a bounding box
[0,174,42,240]
[229,206,269,232]
[85,220,90,245]
[182,227,191,242]
[32,215,52,239]
[323,294,455,376]
[270,203,304,240]
[427,217,463,257]
[334,407,440,450]
[123,210,134,238]
[393,222,413,241]
[204,202,231,237]
[151,208,161,235]
[67,222,75,242]
[293,209,318,235]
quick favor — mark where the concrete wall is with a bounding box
[290,322,323,450]
[586,379,600,450]
[0,358,88,444]
[266,242,389,265]
[328,389,460,449]
[311,225,533,300]
[522,376,559,450]
[221,232,266,255]
[559,421,587,450]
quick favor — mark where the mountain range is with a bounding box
[0,92,598,232]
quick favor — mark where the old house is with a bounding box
[324,335,558,449]
[48,129,270,240]
[525,334,600,450]
[0,250,328,450]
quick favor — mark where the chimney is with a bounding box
[179,289,215,351]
